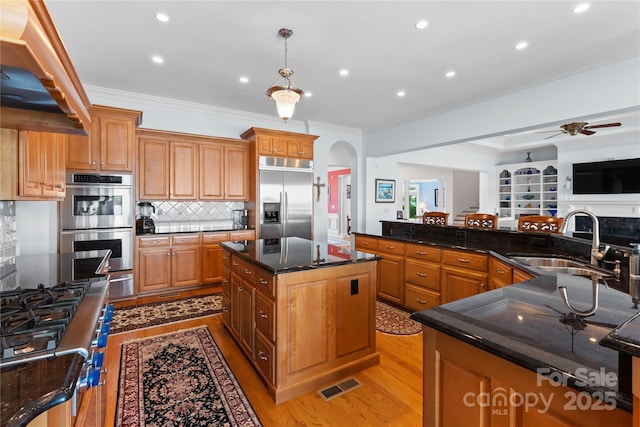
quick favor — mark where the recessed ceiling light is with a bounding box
[239,76,249,84]
[152,55,164,64]
[397,91,406,97]
[515,41,528,50]
[339,69,349,77]
[155,12,169,23]
[415,20,428,30]
[445,70,456,78]
[573,3,590,14]
[305,92,313,98]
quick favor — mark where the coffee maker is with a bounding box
[136,202,156,234]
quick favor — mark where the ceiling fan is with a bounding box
[537,121,621,139]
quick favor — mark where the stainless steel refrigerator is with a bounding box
[259,160,313,240]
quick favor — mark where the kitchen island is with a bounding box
[219,237,380,404]
[359,220,637,426]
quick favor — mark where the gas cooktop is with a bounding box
[0,277,109,367]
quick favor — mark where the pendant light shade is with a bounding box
[266,28,303,122]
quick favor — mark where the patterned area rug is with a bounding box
[110,293,223,334]
[376,301,423,335]
[116,326,262,427]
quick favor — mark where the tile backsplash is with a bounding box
[139,200,246,232]
[0,200,17,285]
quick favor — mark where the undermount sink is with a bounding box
[511,256,614,278]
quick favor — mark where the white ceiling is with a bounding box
[46,1,640,147]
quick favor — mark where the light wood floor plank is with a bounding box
[105,286,423,426]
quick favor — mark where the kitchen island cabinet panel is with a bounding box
[336,272,372,357]
[489,257,514,290]
[423,328,631,427]
[441,266,488,303]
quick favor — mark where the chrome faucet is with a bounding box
[558,209,608,317]
[560,209,609,266]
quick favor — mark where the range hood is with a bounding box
[0,0,91,135]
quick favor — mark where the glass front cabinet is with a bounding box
[496,161,558,219]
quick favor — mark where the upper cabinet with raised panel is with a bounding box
[0,129,66,200]
[66,105,142,172]
[137,129,249,201]
[240,127,318,161]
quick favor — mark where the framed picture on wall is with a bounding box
[375,179,395,203]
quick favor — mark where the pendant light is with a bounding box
[266,28,304,122]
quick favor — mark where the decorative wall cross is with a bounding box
[313,176,326,202]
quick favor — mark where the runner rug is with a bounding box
[115,326,262,427]
[375,301,423,335]
[110,293,223,334]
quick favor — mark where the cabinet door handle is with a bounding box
[232,262,239,266]
[456,258,470,263]
[236,286,244,292]
[416,272,427,277]
[416,298,427,304]
[480,283,486,288]
[167,252,171,256]
[56,184,64,189]
[222,278,228,284]
[495,269,505,275]
[91,161,96,165]
[259,278,268,285]
[361,241,369,245]
[259,311,268,319]
[244,269,252,275]
[416,251,427,255]
[258,351,268,361]
[101,161,105,165]
[386,245,394,250]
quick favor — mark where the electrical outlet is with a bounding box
[351,279,359,295]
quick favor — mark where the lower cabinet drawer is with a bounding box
[255,268,275,298]
[404,283,440,312]
[405,259,440,290]
[255,331,275,385]
[255,292,276,342]
[221,267,231,298]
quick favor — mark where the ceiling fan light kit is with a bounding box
[266,28,304,122]
[538,121,622,139]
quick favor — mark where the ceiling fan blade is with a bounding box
[535,130,564,134]
[544,132,563,139]
[584,122,621,129]
[579,129,596,135]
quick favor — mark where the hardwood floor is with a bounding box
[105,286,423,426]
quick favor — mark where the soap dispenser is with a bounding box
[630,243,640,279]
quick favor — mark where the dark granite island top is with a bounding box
[411,272,637,412]
[219,236,379,273]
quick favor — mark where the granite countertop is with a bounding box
[0,250,111,426]
[138,227,256,236]
[220,237,378,274]
[411,273,636,412]
[365,222,638,412]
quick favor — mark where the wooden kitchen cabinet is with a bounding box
[202,232,229,284]
[0,129,67,200]
[404,244,441,311]
[138,129,249,201]
[66,105,142,172]
[240,127,318,161]
[513,268,534,284]
[441,249,488,304]
[423,328,631,427]
[376,239,406,305]
[199,142,249,200]
[489,257,514,290]
[136,234,201,293]
[355,235,378,253]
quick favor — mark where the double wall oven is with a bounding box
[60,173,134,299]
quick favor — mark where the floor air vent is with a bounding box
[317,378,362,401]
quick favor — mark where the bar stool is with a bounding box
[518,215,564,233]
[464,213,498,229]
[422,212,449,226]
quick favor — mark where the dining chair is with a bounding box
[517,215,564,233]
[464,213,499,229]
[422,212,449,226]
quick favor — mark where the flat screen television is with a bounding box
[572,158,640,194]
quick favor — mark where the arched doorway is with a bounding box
[327,141,357,243]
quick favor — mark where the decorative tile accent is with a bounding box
[137,201,245,232]
[0,200,17,284]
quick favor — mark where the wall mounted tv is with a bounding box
[572,158,640,194]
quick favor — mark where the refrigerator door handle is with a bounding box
[283,191,288,236]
